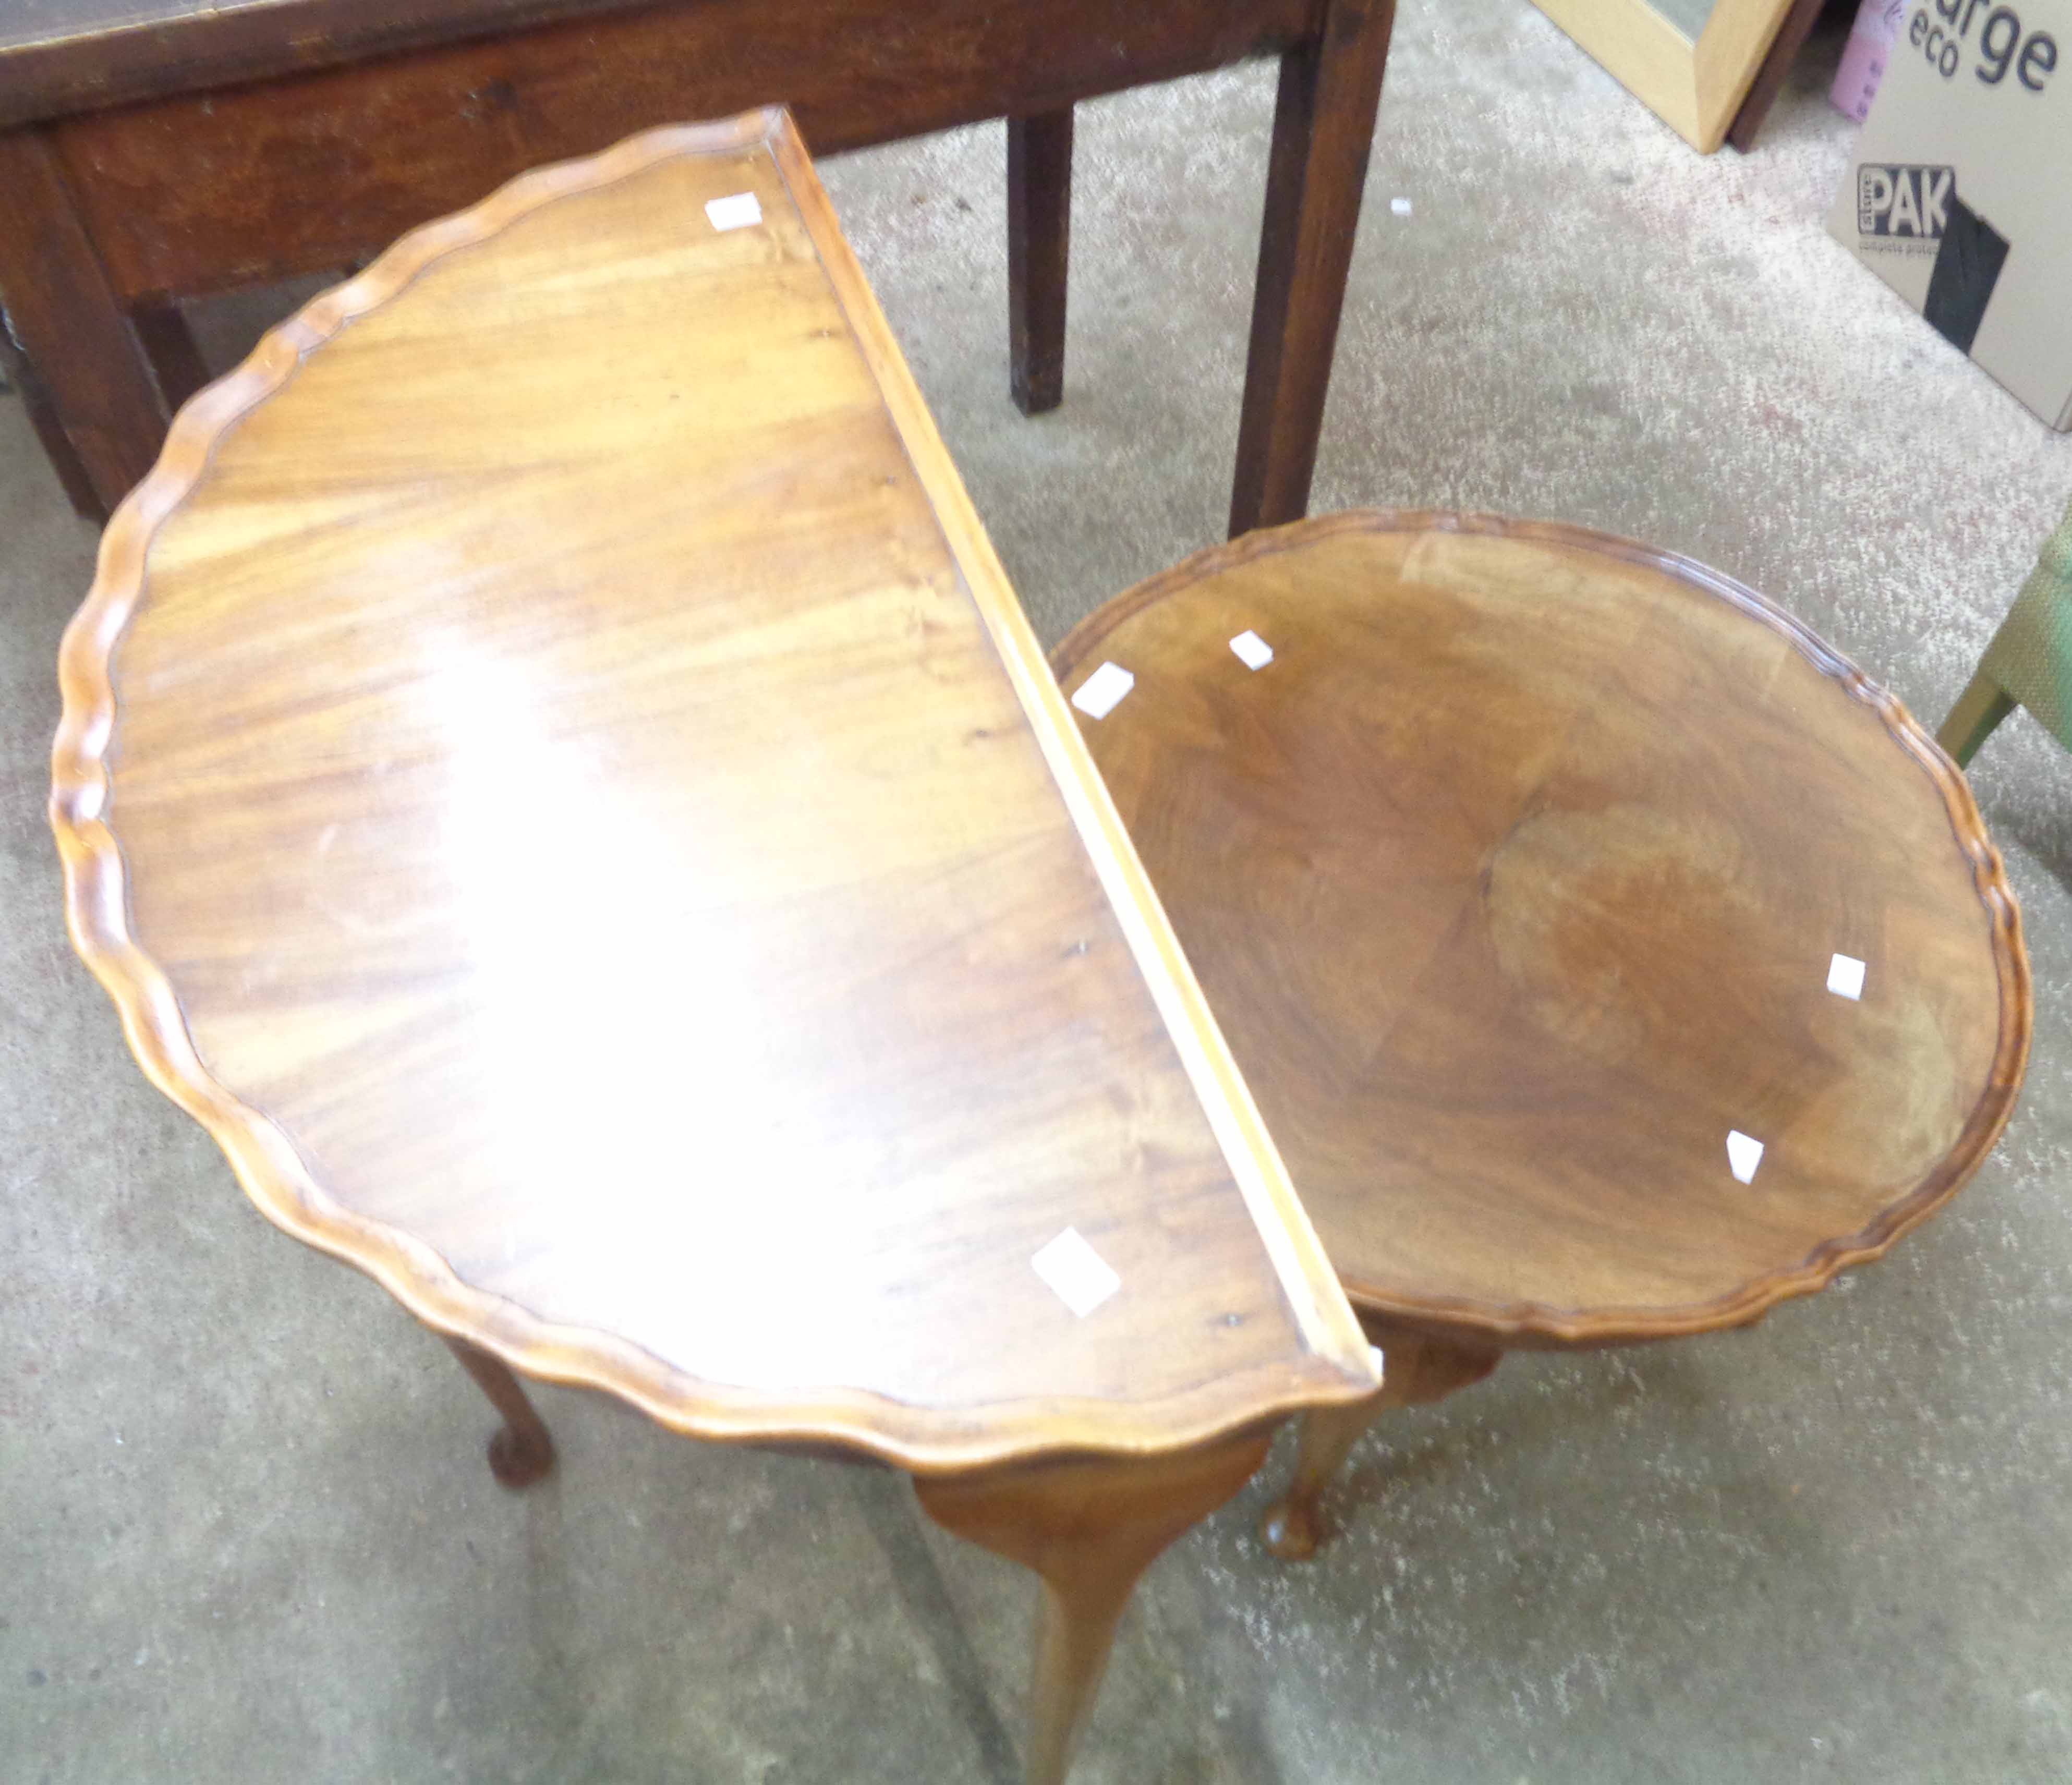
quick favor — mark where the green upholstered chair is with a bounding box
[1940,492,2072,767]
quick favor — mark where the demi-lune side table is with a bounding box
[1053,513,2030,1559]
[47,111,1381,1783]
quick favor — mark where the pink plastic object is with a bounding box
[1832,0,1907,122]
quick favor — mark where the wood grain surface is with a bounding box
[0,0,1316,130]
[1054,513,2029,1344]
[50,110,1378,1472]
[37,0,1315,302]
[0,0,649,127]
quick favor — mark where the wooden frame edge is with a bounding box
[0,0,652,132]
[47,108,1377,1476]
[1052,508,2032,1348]
[1532,0,1704,145]
[1530,0,1799,153]
[1691,0,1801,150]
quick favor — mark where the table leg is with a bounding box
[914,1426,1273,1784]
[0,319,103,519]
[0,128,174,523]
[132,301,214,416]
[442,1334,556,1489]
[1007,108,1073,416]
[1228,0,1398,539]
[1257,1328,1498,1561]
[1937,670,2017,769]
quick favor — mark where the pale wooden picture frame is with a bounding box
[1533,0,1802,152]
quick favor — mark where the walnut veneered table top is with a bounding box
[1054,514,2030,1346]
[48,109,1378,1472]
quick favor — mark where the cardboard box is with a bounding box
[1826,0,2071,430]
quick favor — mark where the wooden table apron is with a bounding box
[0,0,1397,532]
[46,110,1381,1784]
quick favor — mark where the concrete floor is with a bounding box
[7,2,2072,1779]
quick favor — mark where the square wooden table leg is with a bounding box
[1228,0,1398,539]
[914,1426,1274,1784]
[1007,107,1074,416]
[0,128,175,521]
[131,301,214,416]
[0,321,103,520]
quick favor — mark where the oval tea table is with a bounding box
[1052,512,2030,1560]
[47,111,1381,1783]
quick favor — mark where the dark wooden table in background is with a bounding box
[0,0,1397,532]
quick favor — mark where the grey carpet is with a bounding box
[6,3,2071,1779]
